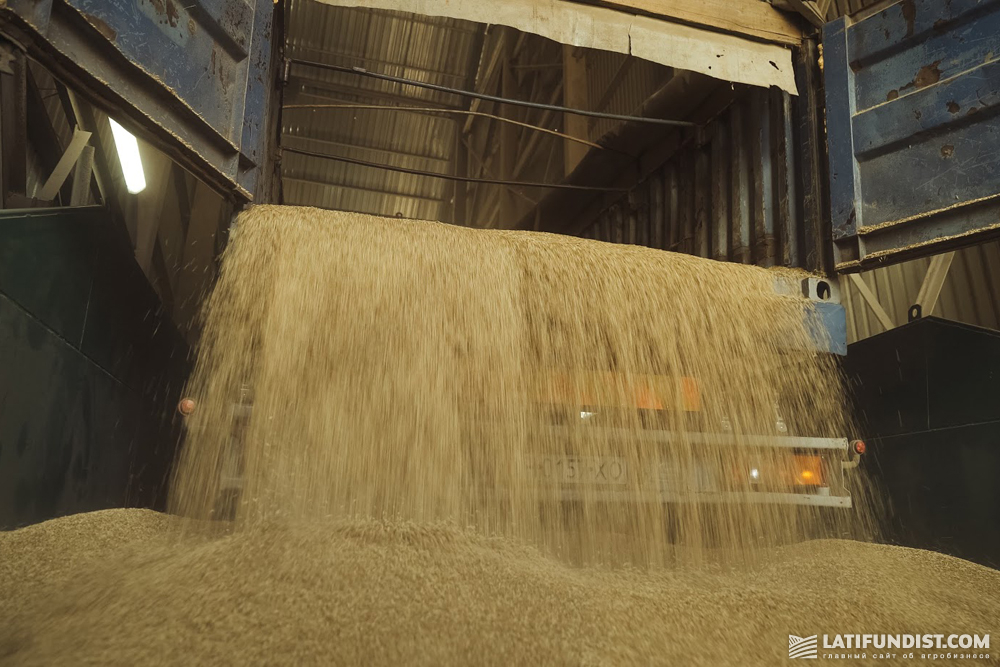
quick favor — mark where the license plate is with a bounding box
[535,456,628,485]
[659,461,718,492]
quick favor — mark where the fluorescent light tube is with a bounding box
[109,118,146,194]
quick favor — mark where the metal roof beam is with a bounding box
[282,175,443,204]
[463,31,504,133]
[360,7,481,34]
[289,77,465,111]
[290,46,469,83]
[290,58,694,127]
[283,133,450,165]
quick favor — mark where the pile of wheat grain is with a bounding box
[1,509,997,666]
[3,207,995,665]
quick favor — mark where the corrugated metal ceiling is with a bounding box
[283,0,484,220]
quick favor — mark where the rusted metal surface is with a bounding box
[824,0,1000,270]
[0,0,275,201]
[578,85,830,273]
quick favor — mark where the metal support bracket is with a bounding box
[0,41,16,75]
[910,252,956,320]
[35,126,92,201]
[70,144,95,206]
[781,0,827,28]
[848,273,895,332]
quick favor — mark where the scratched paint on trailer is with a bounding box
[237,0,274,193]
[852,60,1000,158]
[68,0,252,145]
[2,0,272,200]
[851,3,1000,112]
[823,0,1000,269]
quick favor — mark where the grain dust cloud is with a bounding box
[3,205,998,666]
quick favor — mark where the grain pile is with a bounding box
[2,509,998,666]
[11,205,997,666]
[170,205,879,564]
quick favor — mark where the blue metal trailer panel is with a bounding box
[0,0,274,200]
[824,0,1000,270]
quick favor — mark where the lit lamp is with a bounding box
[109,118,146,194]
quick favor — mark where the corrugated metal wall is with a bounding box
[577,84,829,273]
[841,244,1000,342]
[282,1,479,220]
[585,53,671,143]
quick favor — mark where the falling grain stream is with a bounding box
[2,206,997,666]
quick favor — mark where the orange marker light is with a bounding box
[792,454,824,486]
[680,377,701,412]
[853,439,867,455]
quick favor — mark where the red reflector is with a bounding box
[852,439,866,455]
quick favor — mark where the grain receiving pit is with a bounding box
[2,206,998,665]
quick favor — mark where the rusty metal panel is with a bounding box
[578,87,823,271]
[0,0,275,200]
[824,0,1000,270]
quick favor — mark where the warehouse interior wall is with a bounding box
[0,54,234,527]
[0,207,189,528]
[7,0,1000,351]
[573,75,831,274]
[9,60,233,344]
[842,244,1000,343]
[280,3,801,232]
[279,0,1000,314]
